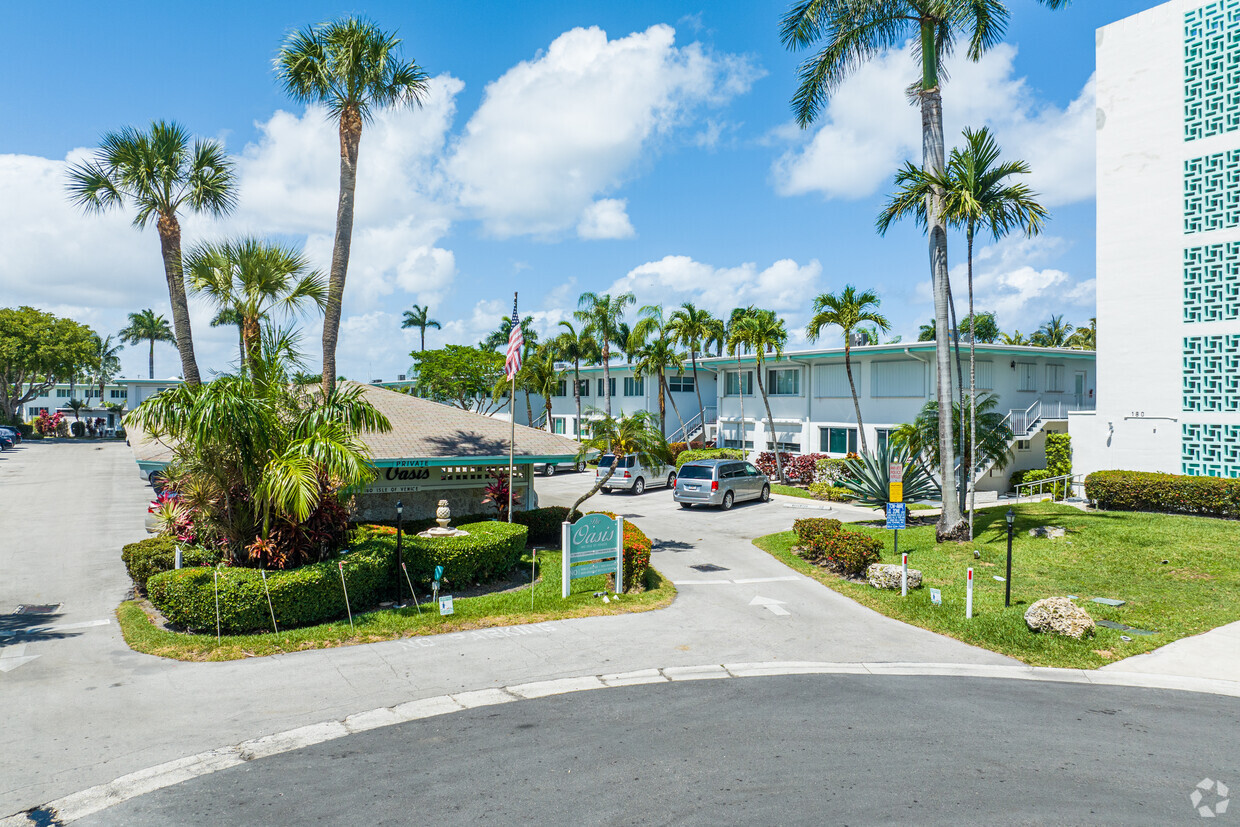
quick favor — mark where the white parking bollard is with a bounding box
[966,567,974,619]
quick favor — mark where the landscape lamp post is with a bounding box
[396,500,404,606]
[1005,508,1015,607]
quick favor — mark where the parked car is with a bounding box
[596,454,676,495]
[0,428,15,449]
[534,459,586,477]
[673,459,770,510]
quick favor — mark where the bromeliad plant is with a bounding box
[125,326,391,567]
[839,443,940,509]
[481,469,521,521]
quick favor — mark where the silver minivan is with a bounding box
[596,454,676,495]
[673,459,770,510]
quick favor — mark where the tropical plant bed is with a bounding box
[752,503,1240,669]
[117,549,674,662]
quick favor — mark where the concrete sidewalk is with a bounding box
[1101,620,1240,682]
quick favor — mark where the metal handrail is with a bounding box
[1014,473,1084,499]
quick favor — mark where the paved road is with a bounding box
[0,445,1010,817]
[76,675,1240,826]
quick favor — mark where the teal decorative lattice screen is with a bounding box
[1184,242,1240,321]
[1183,423,1240,477]
[1183,334,1240,411]
[1184,150,1240,233]
[1185,0,1240,141]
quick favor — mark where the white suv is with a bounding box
[596,454,676,495]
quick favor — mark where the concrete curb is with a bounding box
[5,661,1237,825]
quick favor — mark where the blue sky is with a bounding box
[0,0,1163,381]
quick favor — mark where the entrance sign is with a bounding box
[888,481,904,503]
[885,503,906,530]
[562,514,624,598]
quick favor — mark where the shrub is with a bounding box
[815,457,855,485]
[808,483,854,502]
[513,506,570,545]
[1012,468,1053,491]
[582,511,652,593]
[676,448,744,469]
[668,442,689,462]
[121,536,223,593]
[792,518,880,575]
[756,452,832,485]
[147,537,393,633]
[15,422,33,438]
[1085,470,1240,519]
[70,420,86,438]
[402,521,527,585]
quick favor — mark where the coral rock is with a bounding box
[867,563,922,590]
[1024,597,1095,639]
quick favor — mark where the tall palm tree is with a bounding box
[119,309,176,380]
[1032,315,1074,348]
[878,126,1047,537]
[631,307,687,439]
[401,303,441,351]
[211,307,247,371]
[185,237,328,379]
[482,314,538,352]
[568,411,671,519]
[999,330,1029,346]
[553,321,600,439]
[667,302,719,441]
[728,310,788,483]
[66,121,236,384]
[806,286,889,454]
[574,292,634,417]
[90,334,123,414]
[782,0,1070,540]
[724,306,759,450]
[523,346,564,431]
[276,17,430,398]
[1068,317,1096,350]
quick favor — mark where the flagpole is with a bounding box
[508,291,517,523]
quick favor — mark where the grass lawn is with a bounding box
[753,503,1240,669]
[771,483,814,499]
[118,550,674,662]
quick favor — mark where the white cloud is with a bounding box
[577,198,636,239]
[447,24,760,238]
[913,235,1095,335]
[607,254,824,323]
[771,43,1095,207]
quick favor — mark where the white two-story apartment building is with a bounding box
[704,343,1096,490]
[17,378,179,429]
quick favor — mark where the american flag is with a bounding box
[504,294,523,380]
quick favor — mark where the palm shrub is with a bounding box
[892,392,1015,480]
[568,411,671,517]
[125,326,391,567]
[839,444,940,509]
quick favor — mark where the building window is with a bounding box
[56,389,70,398]
[577,379,590,397]
[767,368,800,396]
[596,378,616,397]
[552,417,567,434]
[773,438,801,451]
[725,370,754,396]
[109,389,127,399]
[1046,364,1064,392]
[812,364,851,397]
[819,427,858,454]
[552,380,567,398]
[870,361,924,397]
[667,375,694,393]
[1017,363,1037,391]
[623,376,644,396]
[722,438,755,449]
[1016,439,1031,451]
[876,428,896,453]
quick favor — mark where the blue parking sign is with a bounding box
[885,503,907,530]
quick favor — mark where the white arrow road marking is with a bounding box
[0,643,40,673]
[749,595,791,616]
[0,618,109,638]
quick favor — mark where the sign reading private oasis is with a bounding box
[561,513,624,598]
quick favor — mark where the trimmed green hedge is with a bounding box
[147,538,393,633]
[402,521,528,585]
[1085,470,1240,519]
[808,482,854,502]
[121,536,222,594]
[675,448,745,469]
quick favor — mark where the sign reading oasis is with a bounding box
[561,513,624,598]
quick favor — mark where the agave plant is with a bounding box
[839,443,940,509]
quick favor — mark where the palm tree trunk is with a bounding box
[603,344,612,417]
[147,338,155,380]
[238,323,246,378]
[525,386,534,428]
[657,369,666,437]
[967,221,978,540]
[156,213,201,385]
[573,358,582,439]
[545,398,553,432]
[663,375,686,440]
[420,325,426,352]
[755,362,783,482]
[322,107,362,398]
[243,315,263,380]
[947,275,967,517]
[691,348,705,446]
[920,25,964,540]
[735,356,746,453]
[569,464,617,520]
[844,341,867,454]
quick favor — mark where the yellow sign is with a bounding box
[888,482,903,503]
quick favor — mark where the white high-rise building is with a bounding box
[1073,0,1240,479]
